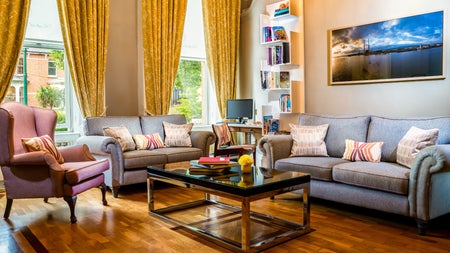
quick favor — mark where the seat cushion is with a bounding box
[151,147,203,163]
[63,159,109,185]
[275,157,350,181]
[123,150,168,169]
[332,161,410,195]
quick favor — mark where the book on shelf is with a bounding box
[262,26,272,43]
[272,26,287,41]
[263,115,273,135]
[279,93,291,112]
[268,119,280,133]
[260,71,289,90]
[266,42,289,66]
[197,156,231,165]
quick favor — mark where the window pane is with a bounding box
[48,60,57,76]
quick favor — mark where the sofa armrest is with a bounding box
[76,135,118,155]
[190,131,216,156]
[258,135,293,169]
[408,144,450,222]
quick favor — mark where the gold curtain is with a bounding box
[0,1,31,102]
[202,0,241,119]
[142,0,187,115]
[57,0,109,117]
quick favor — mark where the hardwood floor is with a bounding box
[0,183,449,253]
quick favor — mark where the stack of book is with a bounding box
[189,157,238,174]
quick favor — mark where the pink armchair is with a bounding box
[0,102,109,223]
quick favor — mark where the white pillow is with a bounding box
[396,126,439,168]
[290,124,329,157]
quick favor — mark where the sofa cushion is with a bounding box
[275,157,350,181]
[299,114,371,158]
[396,126,439,168]
[132,133,165,150]
[103,126,136,151]
[151,147,203,163]
[342,139,383,162]
[332,162,410,195]
[163,122,194,147]
[123,150,168,169]
[84,116,142,136]
[140,115,187,142]
[290,124,329,157]
[367,116,450,162]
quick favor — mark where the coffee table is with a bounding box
[147,162,311,252]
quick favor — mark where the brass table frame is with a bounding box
[147,167,311,252]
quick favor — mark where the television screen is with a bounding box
[226,99,253,124]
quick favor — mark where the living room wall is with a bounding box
[304,0,450,117]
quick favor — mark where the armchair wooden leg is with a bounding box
[100,182,108,205]
[4,198,13,219]
[63,196,78,224]
[44,198,49,203]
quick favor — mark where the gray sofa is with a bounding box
[259,113,450,234]
[76,115,216,197]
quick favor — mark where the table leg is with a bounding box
[147,177,154,212]
[302,185,310,228]
[242,198,251,251]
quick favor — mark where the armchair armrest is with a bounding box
[190,131,216,156]
[58,144,96,162]
[409,144,450,222]
[258,135,293,169]
[11,151,48,165]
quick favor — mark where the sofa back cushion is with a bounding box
[367,116,450,162]
[84,116,142,136]
[299,114,371,157]
[140,114,187,141]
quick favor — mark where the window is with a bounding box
[48,59,57,76]
[3,0,81,145]
[16,57,24,75]
[169,0,220,125]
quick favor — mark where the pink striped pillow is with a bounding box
[133,133,165,150]
[22,135,64,163]
[290,124,329,157]
[342,139,383,162]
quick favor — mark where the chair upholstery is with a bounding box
[212,123,256,164]
[0,102,109,223]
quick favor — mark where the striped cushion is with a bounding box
[290,124,329,157]
[22,135,64,163]
[103,125,136,151]
[213,124,232,147]
[342,139,383,162]
[163,122,193,147]
[397,126,439,168]
[133,133,165,150]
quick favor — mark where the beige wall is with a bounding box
[106,0,450,117]
[106,0,140,115]
[304,0,450,116]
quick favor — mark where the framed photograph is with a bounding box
[328,11,444,85]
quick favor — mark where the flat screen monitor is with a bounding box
[226,99,253,124]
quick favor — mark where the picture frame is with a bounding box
[328,11,445,85]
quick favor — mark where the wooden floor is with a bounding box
[0,183,449,253]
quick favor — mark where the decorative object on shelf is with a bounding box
[238,154,254,173]
[329,10,444,85]
[272,26,287,41]
[274,1,290,17]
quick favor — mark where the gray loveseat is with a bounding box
[259,114,450,234]
[76,115,216,197]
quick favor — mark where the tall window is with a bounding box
[3,0,80,143]
[169,0,220,125]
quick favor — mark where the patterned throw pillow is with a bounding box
[163,122,194,147]
[397,126,439,168]
[290,124,329,157]
[103,125,136,151]
[22,135,64,163]
[213,124,232,147]
[342,139,383,162]
[133,133,165,150]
